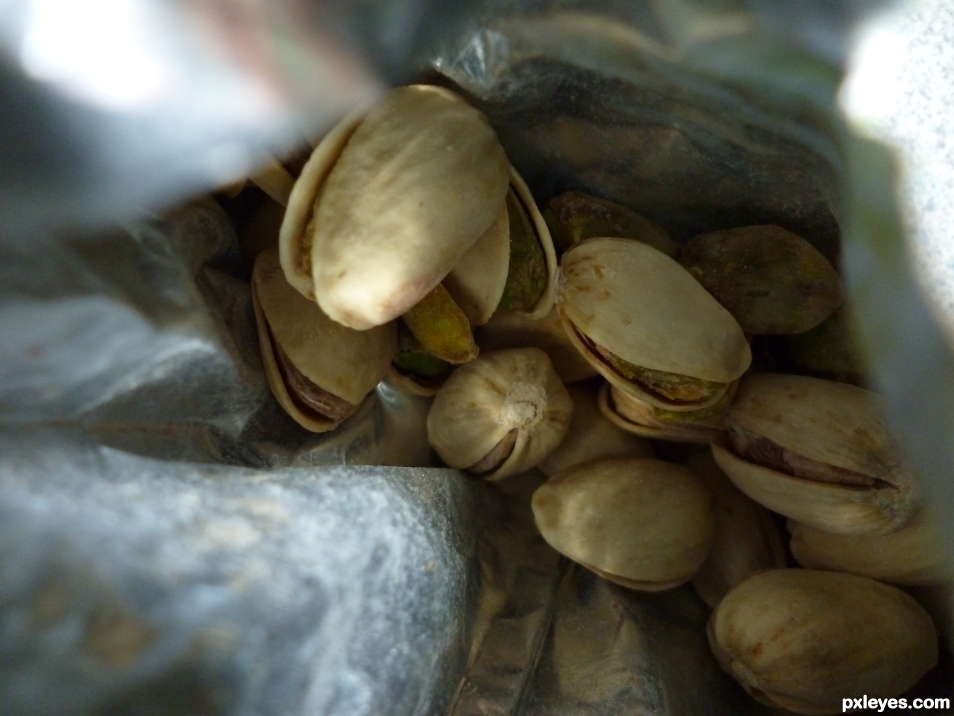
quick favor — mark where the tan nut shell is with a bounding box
[685,451,786,608]
[532,458,716,590]
[281,85,511,329]
[790,511,953,585]
[476,305,597,383]
[538,380,653,477]
[712,373,918,535]
[558,238,751,410]
[507,166,558,320]
[252,248,396,432]
[709,569,938,715]
[426,348,573,481]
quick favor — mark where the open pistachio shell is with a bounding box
[543,190,679,257]
[280,85,511,329]
[476,305,597,383]
[559,238,750,412]
[251,248,397,432]
[709,569,938,715]
[532,458,716,591]
[790,511,953,585]
[679,225,843,335]
[538,380,653,477]
[685,451,786,608]
[712,373,918,535]
[426,348,573,481]
[598,382,734,444]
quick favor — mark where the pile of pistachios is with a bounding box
[236,84,943,715]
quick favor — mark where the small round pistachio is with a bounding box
[709,569,938,715]
[426,348,572,480]
[685,451,786,608]
[532,458,716,591]
[712,373,919,535]
[538,380,653,477]
[558,237,750,412]
[679,225,843,335]
[280,84,511,329]
[790,511,953,585]
[251,248,396,432]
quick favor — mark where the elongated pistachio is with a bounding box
[532,458,716,591]
[679,225,843,335]
[685,451,786,608]
[709,569,938,715]
[599,382,734,444]
[538,380,653,477]
[476,305,597,383]
[558,238,750,411]
[790,511,952,585]
[280,85,511,329]
[543,190,679,257]
[711,373,918,535]
[426,348,572,480]
[252,248,396,432]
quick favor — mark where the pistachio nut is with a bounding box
[780,306,868,386]
[543,190,679,257]
[426,347,573,480]
[558,238,751,411]
[476,305,597,383]
[678,225,843,335]
[711,373,918,535]
[400,283,479,364]
[599,382,734,444]
[386,322,454,397]
[790,511,952,585]
[280,84,511,329]
[709,569,938,715]
[685,451,786,608]
[532,458,716,591]
[538,380,653,477]
[251,248,397,432]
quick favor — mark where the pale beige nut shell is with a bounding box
[280,84,511,329]
[531,458,716,590]
[476,305,597,383]
[252,248,396,432]
[426,347,573,481]
[708,569,938,715]
[538,380,653,477]
[713,373,918,535]
[558,237,750,410]
[598,382,729,444]
[685,451,786,608]
[444,201,510,326]
[789,511,953,585]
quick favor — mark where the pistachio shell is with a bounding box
[281,85,511,328]
[598,382,732,444]
[789,511,953,585]
[558,238,750,410]
[476,305,597,383]
[679,225,843,335]
[781,307,868,385]
[712,373,918,535]
[426,348,572,480]
[505,167,558,320]
[685,451,786,608]
[538,380,653,477]
[709,569,938,715]
[252,248,396,432]
[531,458,716,590]
[543,190,679,257]
[444,201,510,326]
